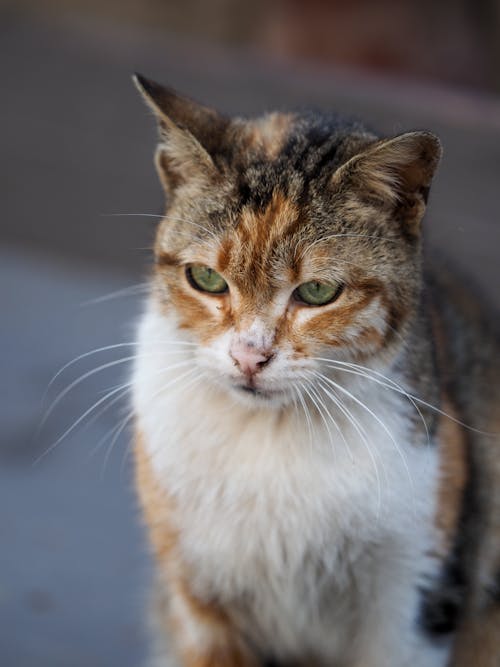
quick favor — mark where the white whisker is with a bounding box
[93,366,206,474]
[101,407,136,476]
[148,369,209,465]
[311,374,358,463]
[300,379,339,463]
[88,404,131,465]
[40,355,141,431]
[316,355,496,439]
[289,387,302,427]
[81,283,151,306]
[81,385,131,437]
[295,384,315,451]
[102,212,165,218]
[313,358,431,447]
[34,383,133,466]
[103,212,224,247]
[310,371,384,517]
[313,370,414,509]
[43,340,197,408]
[35,360,196,465]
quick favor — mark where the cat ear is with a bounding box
[333,131,442,233]
[133,74,227,195]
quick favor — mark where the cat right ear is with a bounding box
[332,131,442,235]
[133,74,226,196]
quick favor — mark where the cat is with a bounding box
[131,74,500,667]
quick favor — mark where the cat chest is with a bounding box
[140,391,439,658]
[171,465,375,657]
[153,430,394,645]
[146,402,413,598]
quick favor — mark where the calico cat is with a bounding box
[131,74,500,667]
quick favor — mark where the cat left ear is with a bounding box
[133,74,228,196]
[333,131,442,233]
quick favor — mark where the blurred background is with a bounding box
[1,1,499,665]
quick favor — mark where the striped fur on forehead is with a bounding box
[218,191,303,296]
[232,114,377,213]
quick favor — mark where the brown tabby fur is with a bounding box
[132,75,500,666]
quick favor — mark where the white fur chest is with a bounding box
[132,308,440,662]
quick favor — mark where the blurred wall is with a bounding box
[3,0,500,92]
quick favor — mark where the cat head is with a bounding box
[134,75,442,408]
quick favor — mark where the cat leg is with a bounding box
[351,624,451,667]
[349,564,452,667]
[451,607,500,667]
[135,435,258,667]
[156,578,259,667]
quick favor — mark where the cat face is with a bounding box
[135,75,441,407]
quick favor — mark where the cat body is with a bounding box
[131,76,500,666]
[135,304,445,667]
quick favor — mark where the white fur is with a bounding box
[133,302,450,666]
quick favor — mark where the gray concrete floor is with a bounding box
[1,9,499,667]
[0,247,149,666]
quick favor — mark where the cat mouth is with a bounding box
[237,385,259,395]
[233,383,284,400]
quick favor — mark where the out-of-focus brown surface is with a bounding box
[4,0,500,92]
[0,3,499,666]
[265,0,500,93]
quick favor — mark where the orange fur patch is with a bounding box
[452,607,500,667]
[283,282,388,354]
[135,432,257,666]
[434,400,468,555]
[430,304,469,557]
[170,589,259,667]
[230,191,301,295]
[134,431,178,566]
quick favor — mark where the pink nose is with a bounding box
[230,341,274,377]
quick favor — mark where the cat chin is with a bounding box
[227,383,293,410]
[199,365,293,409]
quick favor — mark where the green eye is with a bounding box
[187,265,228,294]
[294,280,342,306]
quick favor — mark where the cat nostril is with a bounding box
[256,354,274,368]
[230,343,274,376]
